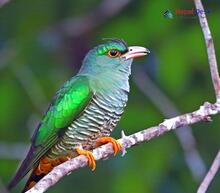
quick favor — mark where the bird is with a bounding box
[8,38,150,192]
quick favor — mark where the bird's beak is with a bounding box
[121,46,150,60]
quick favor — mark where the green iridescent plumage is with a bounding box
[10,76,93,187]
[96,39,128,56]
[35,76,92,145]
[8,39,149,190]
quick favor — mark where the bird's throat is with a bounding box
[89,65,131,93]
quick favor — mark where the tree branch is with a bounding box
[26,101,220,193]
[193,0,220,192]
[194,0,220,100]
[197,150,220,193]
[132,67,206,180]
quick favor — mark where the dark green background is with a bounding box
[0,0,220,193]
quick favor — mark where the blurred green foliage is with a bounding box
[0,0,220,193]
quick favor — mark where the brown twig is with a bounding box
[197,150,220,193]
[25,101,220,193]
[193,0,220,192]
[194,0,220,100]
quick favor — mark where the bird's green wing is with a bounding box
[8,75,93,189]
[34,75,92,146]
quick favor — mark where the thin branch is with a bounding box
[0,0,10,8]
[197,150,220,193]
[47,0,131,38]
[25,101,220,193]
[10,64,49,136]
[0,44,15,70]
[0,142,28,160]
[0,44,48,113]
[10,64,48,112]
[193,0,220,192]
[194,0,220,100]
[132,66,206,180]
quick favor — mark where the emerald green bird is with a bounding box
[8,39,149,192]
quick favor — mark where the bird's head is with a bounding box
[79,38,150,76]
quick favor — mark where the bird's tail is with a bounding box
[21,166,45,193]
[8,146,36,190]
[22,155,70,192]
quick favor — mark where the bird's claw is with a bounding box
[96,137,122,156]
[76,148,96,171]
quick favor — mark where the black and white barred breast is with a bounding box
[48,88,128,158]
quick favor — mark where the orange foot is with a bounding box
[76,148,96,171]
[35,155,72,176]
[96,137,122,156]
[35,156,53,175]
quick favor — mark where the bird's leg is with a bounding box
[75,147,96,171]
[96,137,122,156]
[35,154,72,175]
[25,155,72,191]
[35,156,53,175]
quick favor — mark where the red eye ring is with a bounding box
[107,49,121,58]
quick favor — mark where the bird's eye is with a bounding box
[107,49,121,58]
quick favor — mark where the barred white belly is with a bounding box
[48,89,128,158]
